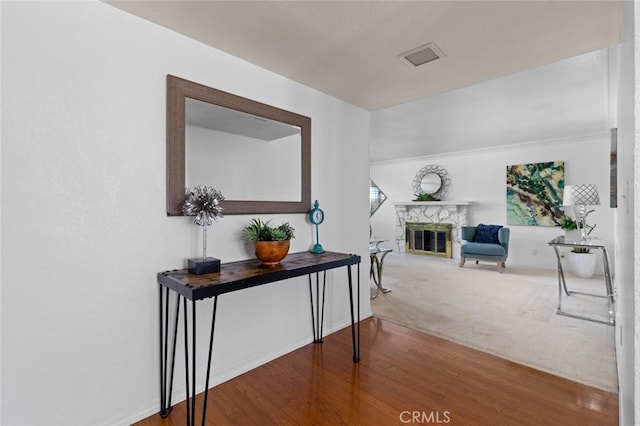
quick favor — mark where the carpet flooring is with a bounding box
[370,253,618,393]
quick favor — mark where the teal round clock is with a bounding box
[309,200,325,253]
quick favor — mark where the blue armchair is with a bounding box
[459,225,510,272]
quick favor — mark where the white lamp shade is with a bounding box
[562,184,600,206]
[572,184,600,206]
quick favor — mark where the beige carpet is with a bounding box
[371,253,618,393]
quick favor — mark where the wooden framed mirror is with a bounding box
[166,75,311,215]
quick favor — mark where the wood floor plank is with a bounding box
[136,317,618,425]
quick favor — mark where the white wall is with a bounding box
[616,2,638,425]
[370,133,614,271]
[0,0,4,415]
[0,2,370,425]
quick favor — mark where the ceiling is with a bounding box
[371,47,617,161]
[105,1,622,161]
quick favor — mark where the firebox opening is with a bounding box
[405,222,452,258]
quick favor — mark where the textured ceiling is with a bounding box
[371,48,615,161]
[106,1,621,111]
[105,1,621,161]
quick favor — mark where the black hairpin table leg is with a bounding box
[182,297,192,426]
[201,296,218,425]
[309,271,327,343]
[348,263,361,362]
[159,285,179,418]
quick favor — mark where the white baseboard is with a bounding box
[99,312,372,425]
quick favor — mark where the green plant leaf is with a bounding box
[242,218,295,242]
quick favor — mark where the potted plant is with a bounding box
[568,247,596,278]
[242,218,295,266]
[413,193,440,202]
[559,215,579,242]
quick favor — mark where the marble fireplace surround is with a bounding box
[394,201,471,256]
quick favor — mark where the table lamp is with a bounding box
[562,184,600,241]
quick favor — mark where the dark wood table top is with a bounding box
[158,251,361,300]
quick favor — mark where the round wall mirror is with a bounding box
[420,172,442,194]
[412,165,450,200]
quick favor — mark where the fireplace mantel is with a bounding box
[395,201,471,207]
[393,201,471,255]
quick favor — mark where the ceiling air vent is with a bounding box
[399,42,446,68]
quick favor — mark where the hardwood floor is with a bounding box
[136,317,618,425]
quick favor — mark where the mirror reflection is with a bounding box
[370,180,387,216]
[185,98,301,202]
[420,172,442,194]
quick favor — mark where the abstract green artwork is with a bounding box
[506,161,564,226]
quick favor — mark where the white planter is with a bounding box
[568,252,596,278]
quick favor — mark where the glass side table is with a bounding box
[370,240,393,299]
[547,236,614,326]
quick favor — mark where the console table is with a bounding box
[547,236,614,325]
[157,251,361,425]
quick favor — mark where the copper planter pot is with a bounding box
[255,240,290,266]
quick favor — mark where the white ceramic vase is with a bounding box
[568,251,596,278]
